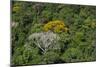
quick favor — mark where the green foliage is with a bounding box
[11,1,96,66]
[61,48,82,62]
[12,46,42,65]
[43,51,60,64]
[30,23,43,33]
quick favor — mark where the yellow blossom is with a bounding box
[43,20,68,33]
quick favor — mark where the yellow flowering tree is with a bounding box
[43,20,68,33]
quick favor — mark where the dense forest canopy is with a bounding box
[11,1,96,66]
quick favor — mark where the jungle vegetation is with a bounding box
[11,1,96,66]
